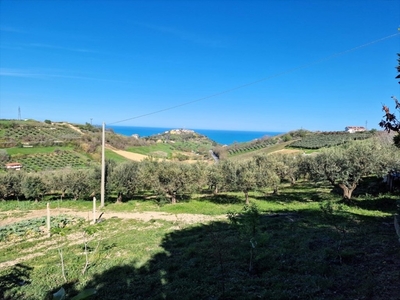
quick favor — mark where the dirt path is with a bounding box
[108,148,210,164]
[273,149,303,154]
[0,208,226,227]
[110,149,148,161]
[62,122,84,135]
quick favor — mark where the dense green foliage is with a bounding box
[1,138,398,203]
[1,128,400,299]
[0,120,221,168]
[0,185,399,299]
[290,131,373,149]
[0,215,83,242]
[143,129,217,159]
[227,137,278,155]
[0,120,81,148]
[9,149,92,172]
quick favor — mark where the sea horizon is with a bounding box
[108,125,284,145]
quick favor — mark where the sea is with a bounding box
[108,125,284,145]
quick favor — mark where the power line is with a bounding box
[109,31,400,125]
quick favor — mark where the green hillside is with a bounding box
[0,119,380,171]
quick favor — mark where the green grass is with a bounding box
[104,149,128,162]
[126,143,174,156]
[229,141,295,161]
[6,146,75,156]
[1,182,399,299]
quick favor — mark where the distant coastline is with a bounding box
[108,125,284,145]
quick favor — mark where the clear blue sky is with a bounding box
[1,0,399,132]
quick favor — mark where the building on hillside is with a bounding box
[345,126,366,133]
[5,162,22,170]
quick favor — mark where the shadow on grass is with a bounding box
[254,190,327,203]
[46,208,400,300]
[253,182,330,203]
[0,264,33,300]
[349,196,398,214]
[200,193,244,204]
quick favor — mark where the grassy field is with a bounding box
[104,149,129,163]
[6,146,76,156]
[127,143,174,157]
[1,181,399,299]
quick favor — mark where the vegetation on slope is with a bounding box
[290,131,374,149]
[0,182,399,299]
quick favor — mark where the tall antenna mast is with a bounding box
[18,107,21,120]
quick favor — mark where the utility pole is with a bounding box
[100,122,105,207]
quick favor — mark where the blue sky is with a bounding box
[0,0,399,132]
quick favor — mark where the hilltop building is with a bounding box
[5,162,22,170]
[345,126,366,133]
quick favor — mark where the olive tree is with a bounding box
[206,163,225,195]
[21,174,47,201]
[139,160,206,204]
[0,171,24,200]
[252,154,283,194]
[110,161,141,203]
[66,169,92,200]
[48,169,72,200]
[0,173,7,200]
[235,160,260,205]
[5,171,24,200]
[306,140,392,200]
[0,149,10,164]
[221,159,270,205]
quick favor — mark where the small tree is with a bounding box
[306,140,392,200]
[206,163,225,195]
[379,53,400,138]
[49,169,72,201]
[0,149,10,163]
[22,174,47,201]
[110,161,141,203]
[252,154,282,194]
[0,174,8,200]
[236,160,259,205]
[140,160,205,204]
[66,170,91,200]
[5,171,24,200]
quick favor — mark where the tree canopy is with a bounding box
[379,53,400,133]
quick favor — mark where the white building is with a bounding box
[345,126,366,133]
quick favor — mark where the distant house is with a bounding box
[345,126,366,133]
[5,162,22,170]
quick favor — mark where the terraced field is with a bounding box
[289,131,373,149]
[0,121,82,147]
[6,148,93,172]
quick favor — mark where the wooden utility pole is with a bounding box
[101,122,105,207]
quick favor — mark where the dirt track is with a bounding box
[110,149,148,161]
[0,208,226,227]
